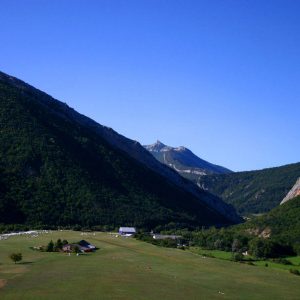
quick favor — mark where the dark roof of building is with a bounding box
[79,240,90,246]
[78,240,96,248]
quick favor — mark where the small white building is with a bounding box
[119,227,136,236]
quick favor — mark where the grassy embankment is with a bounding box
[0,231,300,300]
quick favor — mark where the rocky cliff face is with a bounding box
[144,141,232,182]
[281,178,300,205]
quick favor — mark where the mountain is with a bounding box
[198,163,300,215]
[144,141,232,185]
[281,178,300,205]
[0,71,241,229]
[237,195,300,248]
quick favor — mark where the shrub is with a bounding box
[46,240,54,252]
[202,253,215,258]
[62,239,69,246]
[232,252,244,262]
[54,239,63,251]
[73,245,80,253]
[9,253,22,264]
[289,269,300,276]
[273,258,293,265]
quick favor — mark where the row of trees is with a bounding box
[46,239,68,252]
[155,227,297,259]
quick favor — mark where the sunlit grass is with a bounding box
[0,231,300,300]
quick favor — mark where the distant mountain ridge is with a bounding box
[144,141,232,185]
[198,162,300,215]
[0,71,241,229]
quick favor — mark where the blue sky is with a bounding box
[1,0,299,171]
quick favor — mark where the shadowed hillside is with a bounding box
[198,163,300,215]
[0,71,240,229]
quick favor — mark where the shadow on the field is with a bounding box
[19,261,34,265]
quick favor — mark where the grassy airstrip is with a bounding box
[0,231,300,300]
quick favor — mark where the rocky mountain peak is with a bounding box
[144,140,168,152]
[174,146,187,152]
[144,140,233,194]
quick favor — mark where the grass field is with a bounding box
[1,231,300,300]
[190,248,233,260]
[191,247,300,271]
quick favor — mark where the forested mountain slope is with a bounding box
[237,196,300,247]
[0,71,240,229]
[198,163,300,215]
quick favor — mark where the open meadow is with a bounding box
[0,231,300,300]
[191,248,300,271]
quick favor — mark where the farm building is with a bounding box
[62,240,96,253]
[119,227,136,236]
[78,240,96,250]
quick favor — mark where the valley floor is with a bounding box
[0,231,299,300]
[191,248,300,271]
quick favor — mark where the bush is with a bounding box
[289,269,300,276]
[292,243,300,256]
[273,258,293,265]
[73,245,80,253]
[46,240,54,252]
[156,238,178,248]
[72,225,82,231]
[9,253,22,264]
[202,253,215,258]
[232,252,244,262]
[62,239,68,246]
[248,239,291,259]
[54,239,63,251]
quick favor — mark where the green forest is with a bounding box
[0,72,233,230]
[198,163,300,215]
[164,196,300,258]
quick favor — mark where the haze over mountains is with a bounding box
[144,141,232,185]
[0,71,241,229]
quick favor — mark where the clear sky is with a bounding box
[1,0,299,171]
